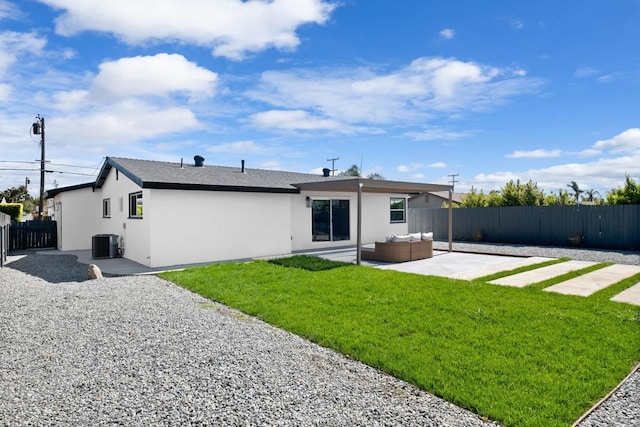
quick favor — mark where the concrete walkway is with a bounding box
[447,256,554,280]
[544,264,640,297]
[611,282,640,305]
[488,260,597,288]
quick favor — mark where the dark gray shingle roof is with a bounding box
[96,157,349,193]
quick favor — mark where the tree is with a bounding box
[500,180,544,206]
[339,164,361,177]
[338,164,385,180]
[460,187,487,207]
[567,181,584,202]
[606,174,640,204]
[544,190,574,206]
[366,172,385,180]
[1,185,31,203]
[582,189,600,203]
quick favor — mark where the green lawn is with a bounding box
[160,256,640,427]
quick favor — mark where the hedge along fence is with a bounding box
[0,203,23,222]
[409,204,640,251]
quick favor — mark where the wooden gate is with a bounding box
[9,220,58,250]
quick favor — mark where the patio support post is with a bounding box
[356,181,363,265]
[448,189,453,252]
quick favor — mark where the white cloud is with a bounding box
[206,141,263,154]
[471,150,640,194]
[0,1,19,20]
[505,149,562,159]
[574,67,599,78]
[52,100,201,149]
[397,163,423,173]
[593,128,640,153]
[90,54,218,101]
[597,73,616,83]
[250,109,352,132]
[405,127,473,141]
[41,0,335,60]
[411,173,425,179]
[248,57,542,131]
[576,148,601,157]
[510,19,524,29]
[0,31,47,77]
[428,162,447,169]
[439,28,455,40]
[0,83,11,101]
[260,161,281,170]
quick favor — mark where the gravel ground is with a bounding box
[1,247,639,426]
[433,241,640,265]
[0,253,495,426]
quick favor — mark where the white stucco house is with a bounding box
[45,156,451,268]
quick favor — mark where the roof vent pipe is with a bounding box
[241,159,245,173]
[322,168,331,177]
[180,158,184,169]
[194,155,205,167]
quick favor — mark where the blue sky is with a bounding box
[1,0,639,197]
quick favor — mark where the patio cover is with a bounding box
[294,178,453,264]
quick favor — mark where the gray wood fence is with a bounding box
[409,205,640,251]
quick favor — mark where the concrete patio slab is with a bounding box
[448,256,554,280]
[544,264,640,297]
[611,281,640,306]
[488,260,596,288]
[374,251,533,278]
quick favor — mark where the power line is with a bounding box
[0,167,96,177]
[48,162,99,169]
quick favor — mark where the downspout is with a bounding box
[357,181,363,265]
[448,189,453,252]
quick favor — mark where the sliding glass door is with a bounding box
[312,199,350,242]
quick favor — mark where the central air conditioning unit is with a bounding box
[92,234,119,259]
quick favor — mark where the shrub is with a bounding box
[268,255,350,271]
[0,203,23,222]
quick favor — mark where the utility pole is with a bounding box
[447,173,459,192]
[32,115,45,219]
[327,157,339,176]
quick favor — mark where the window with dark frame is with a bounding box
[311,199,350,242]
[129,192,143,218]
[390,197,406,223]
[102,198,111,218]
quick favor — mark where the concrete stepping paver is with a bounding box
[488,260,596,288]
[611,281,640,306]
[544,264,640,297]
[449,256,554,280]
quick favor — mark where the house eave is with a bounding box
[141,182,300,194]
[293,178,452,194]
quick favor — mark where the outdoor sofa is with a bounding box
[362,232,433,263]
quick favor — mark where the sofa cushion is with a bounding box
[409,232,422,241]
[391,234,411,243]
[421,232,433,241]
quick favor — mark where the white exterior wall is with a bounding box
[291,192,409,252]
[146,190,293,267]
[52,187,101,250]
[96,169,150,266]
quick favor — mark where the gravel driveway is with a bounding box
[1,253,493,426]
[1,250,638,426]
